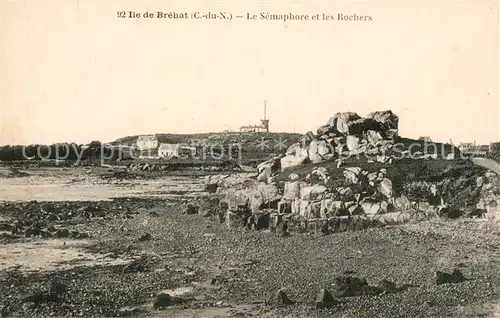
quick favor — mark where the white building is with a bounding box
[158,143,196,158]
[136,135,158,150]
[458,142,489,156]
[239,101,270,133]
[158,144,178,157]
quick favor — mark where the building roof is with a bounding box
[459,142,475,147]
[158,143,179,151]
[240,125,266,129]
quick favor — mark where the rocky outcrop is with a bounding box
[202,109,496,234]
[204,173,258,194]
[209,158,487,233]
[211,162,449,233]
[220,183,282,213]
[275,110,400,173]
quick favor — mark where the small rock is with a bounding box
[40,230,53,239]
[70,231,89,239]
[320,220,330,236]
[153,293,173,309]
[275,218,289,237]
[149,211,160,217]
[439,207,463,219]
[138,233,152,242]
[54,228,70,238]
[378,279,398,294]
[49,280,67,295]
[268,289,295,306]
[153,292,182,309]
[0,223,12,232]
[333,276,382,297]
[118,306,142,317]
[183,204,198,215]
[201,208,216,217]
[348,204,363,215]
[468,209,487,218]
[476,176,485,188]
[435,269,468,285]
[24,227,41,238]
[315,289,340,309]
[122,256,153,273]
[22,293,57,304]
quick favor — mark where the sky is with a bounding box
[1,0,499,145]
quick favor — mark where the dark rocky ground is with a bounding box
[1,197,500,317]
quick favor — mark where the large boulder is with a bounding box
[317,124,331,136]
[343,167,363,184]
[281,155,307,172]
[286,143,308,157]
[298,132,315,146]
[346,118,380,135]
[320,199,345,217]
[305,201,323,219]
[367,110,399,133]
[360,197,388,215]
[223,189,252,211]
[294,199,311,217]
[283,181,301,201]
[365,130,383,146]
[257,157,281,182]
[337,187,356,201]
[222,183,282,213]
[346,135,360,151]
[250,183,282,212]
[377,178,393,198]
[291,198,301,214]
[391,195,411,211]
[308,140,334,163]
[328,112,361,135]
[300,185,328,201]
[205,173,258,192]
[226,210,250,229]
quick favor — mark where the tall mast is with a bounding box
[264,100,267,120]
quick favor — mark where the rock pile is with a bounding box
[211,164,449,234]
[0,199,151,241]
[476,171,500,213]
[128,162,167,173]
[0,167,30,178]
[203,110,499,233]
[277,166,401,219]
[257,110,399,182]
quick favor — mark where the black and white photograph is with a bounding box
[1,1,499,317]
